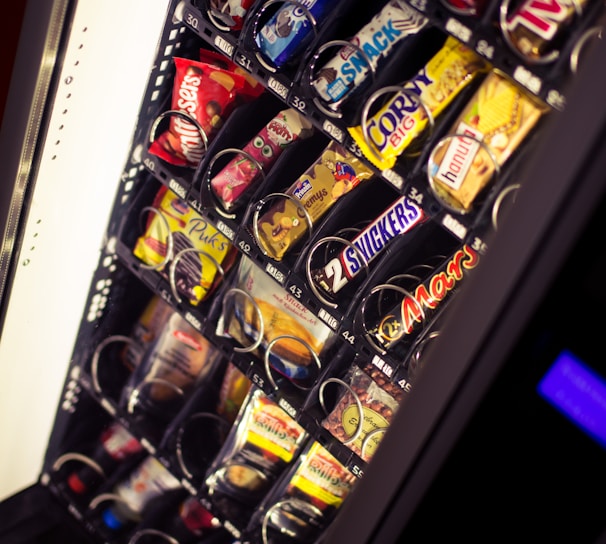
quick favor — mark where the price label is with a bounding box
[168,178,186,199]
[266,263,286,284]
[278,397,297,418]
[217,220,235,241]
[322,120,344,143]
[214,35,234,58]
[383,169,403,190]
[546,89,566,111]
[513,65,542,95]
[185,311,202,330]
[442,213,467,239]
[445,18,472,43]
[318,308,338,330]
[268,77,289,100]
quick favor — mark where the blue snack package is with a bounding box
[255,0,331,69]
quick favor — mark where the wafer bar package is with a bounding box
[210,108,314,212]
[133,186,238,305]
[348,36,490,170]
[311,0,428,110]
[504,0,591,61]
[254,140,374,261]
[311,195,427,299]
[427,70,549,214]
[255,0,332,69]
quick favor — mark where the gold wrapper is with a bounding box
[348,36,490,170]
[427,70,550,213]
[254,141,374,261]
[505,0,589,60]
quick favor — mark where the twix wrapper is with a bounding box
[311,195,427,298]
[505,0,591,60]
[427,69,549,214]
[254,141,374,261]
[348,36,490,170]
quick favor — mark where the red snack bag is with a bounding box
[199,49,265,101]
[149,56,247,168]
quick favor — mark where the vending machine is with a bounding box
[1,1,605,543]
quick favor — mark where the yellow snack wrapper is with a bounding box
[254,140,374,261]
[348,36,490,171]
[427,69,550,213]
[133,186,236,305]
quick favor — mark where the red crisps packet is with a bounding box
[149,53,249,168]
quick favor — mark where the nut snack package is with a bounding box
[321,363,405,462]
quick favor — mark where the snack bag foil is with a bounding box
[133,186,237,305]
[505,0,591,61]
[427,70,549,213]
[322,365,402,461]
[205,388,307,508]
[254,140,374,261]
[149,54,248,168]
[210,108,314,212]
[311,0,428,110]
[255,0,332,69]
[249,440,358,542]
[348,36,490,170]
[217,257,335,386]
